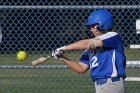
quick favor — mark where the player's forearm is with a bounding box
[58,38,103,51]
[59,39,89,50]
[60,57,86,74]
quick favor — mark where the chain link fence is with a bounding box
[1,0,140,93]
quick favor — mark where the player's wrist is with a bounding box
[57,46,67,50]
[59,57,65,61]
[59,56,66,61]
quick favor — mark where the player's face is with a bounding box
[90,25,104,37]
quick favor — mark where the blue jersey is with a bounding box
[79,32,126,81]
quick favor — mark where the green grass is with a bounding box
[0,49,140,93]
[0,69,94,93]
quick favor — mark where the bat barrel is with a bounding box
[32,56,51,66]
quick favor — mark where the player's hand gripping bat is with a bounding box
[32,56,51,66]
[32,49,64,66]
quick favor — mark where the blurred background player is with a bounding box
[52,9,127,93]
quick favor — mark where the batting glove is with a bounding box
[51,49,64,59]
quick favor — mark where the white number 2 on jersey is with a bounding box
[90,56,99,68]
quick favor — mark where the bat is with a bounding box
[32,56,51,66]
[32,49,64,66]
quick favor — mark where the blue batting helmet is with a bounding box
[85,9,114,32]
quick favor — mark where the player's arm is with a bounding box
[60,57,89,74]
[58,38,103,51]
[51,50,89,74]
[58,39,89,50]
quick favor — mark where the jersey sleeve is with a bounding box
[79,50,90,66]
[97,32,122,49]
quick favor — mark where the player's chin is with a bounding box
[93,31,103,37]
[93,33,100,37]
[91,30,98,36]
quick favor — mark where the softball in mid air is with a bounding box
[17,51,27,61]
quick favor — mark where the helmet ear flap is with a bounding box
[97,16,114,31]
[96,25,105,31]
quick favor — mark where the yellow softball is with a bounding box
[17,51,27,61]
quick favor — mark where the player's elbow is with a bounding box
[77,69,88,74]
[78,71,87,74]
[77,62,89,74]
[87,38,103,50]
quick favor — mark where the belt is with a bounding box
[95,77,121,85]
